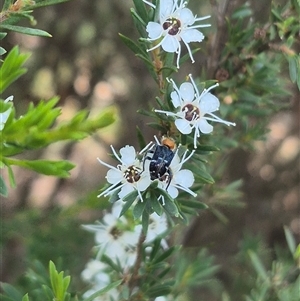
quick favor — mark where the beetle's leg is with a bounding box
[165,168,173,190]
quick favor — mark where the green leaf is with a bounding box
[179,199,208,210]
[189,163,215,184]
[136,126,147,149]
[101,254,123,273]
[153,246,177,264]
[0,47,7,56]
[0,175,8,197]
[2,0,11,11]
[120,190,138,216]
[284,226,296,255]
[83,280,123,301]
[288,55,297,83]
[0,32,8,40]
[22,294,30,301]
[147,284,172,298]
[0,24,52,37]
[232,5,253,19]
[151,195,164,215]
[132,0,149,22]
[0,283,23,301]
[210,207,229,224]
[248,251,269,282]
[108,189,120,204]
[6,158,75,178]
[28,0,70,9]
[49,261,70,301]
[158,189,179,217]
[119,33,146,57]
[130,8,147,37]
[133,199,147,220]
[49,261,57,297]
[142,208,150,234]
[7,164,16,188]
[0,46,30,93]
[2,100,115,154]
[194,144,220,153]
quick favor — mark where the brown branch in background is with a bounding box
[128,229,146,293]
[207,0,237,79]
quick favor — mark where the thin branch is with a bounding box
[128,229,146,293]
[207,0,231,78]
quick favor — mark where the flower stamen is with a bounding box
[124,166,142,183]
[163,18,181,35]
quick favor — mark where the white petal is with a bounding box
[120,145,137,165]
[177,8,195,25]
[170,154,180,168]
[4,95,14,103]
[174,169,194,187]
[94,272,110,286]
[198,119,213,134]
[95,230,110,244]
[136,175,151,191]
[118,184,134,199]
[171,91,181,108]
[161,35,179,52]
[167,185,179,198]
[175,118,192,134]
[160,0,175,20]
[179,82,195,102]
[199,92,220,113]
[111,200,123,217]
[106,169,123,184]
[106,240,127,258]
[146,22,163,39]
[103,213,117,226]
[181,28,204,43]
[123,230,140,246]
[0,110,12,130]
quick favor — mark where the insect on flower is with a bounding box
[140,136,178,189]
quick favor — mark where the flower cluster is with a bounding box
[82,201,140,265]
[143,0,211,68]
[82,1,237,299]
[82,200,169,300]
[97,137,196,203]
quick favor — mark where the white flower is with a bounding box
[144,0,211,68]
[158,148,196,198]
[155,297,169,301]
[81,260,118,301]
[97,145,151,202]
[146,212,169,249]
[81,260,109,284]
[82,286,119,301]
[120,245,138,268]
[155,74,236,148]
[0,95,13,130]
[82,211,140,260]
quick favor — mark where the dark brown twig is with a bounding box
[128,229,146,294]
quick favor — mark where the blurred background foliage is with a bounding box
[0,0,299,300]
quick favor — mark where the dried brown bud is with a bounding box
[215,68,229,82]
[254,28,267,40]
